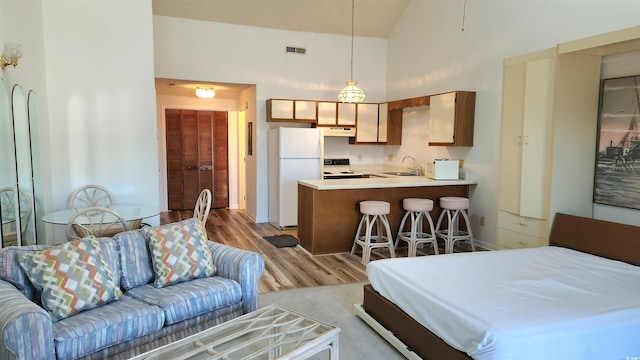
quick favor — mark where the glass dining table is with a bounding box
[41,204,161,227]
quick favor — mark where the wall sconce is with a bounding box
[195,87,215,99]
[1,43,22,71]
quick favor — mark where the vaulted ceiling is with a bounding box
[152,0,410,99]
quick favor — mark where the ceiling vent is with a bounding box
[285,46,306,55]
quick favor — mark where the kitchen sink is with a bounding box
[380,171,420,176]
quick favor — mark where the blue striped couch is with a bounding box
[0,226,265,360]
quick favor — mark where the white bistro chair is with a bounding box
[194,189,212,226]
[66,206,127,241]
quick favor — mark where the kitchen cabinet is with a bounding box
[497,48,555,249]
[317,101,356,126]
[355,103,382,143]
[337,103,357,126]
[266,99,316,123]
[353,103,401,144]
[428,91,476,146]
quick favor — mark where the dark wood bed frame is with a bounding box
[360,213,640,359]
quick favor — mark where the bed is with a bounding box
[355,213,640,360]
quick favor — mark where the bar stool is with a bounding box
[351,200,396,264]
[395,198,439,257]
[435,197,475,254]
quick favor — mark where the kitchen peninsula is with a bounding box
[297,177,478,254]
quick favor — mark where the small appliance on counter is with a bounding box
[425,159,460,180]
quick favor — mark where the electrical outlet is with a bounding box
[480,216,486,226]
[388,154,393,161]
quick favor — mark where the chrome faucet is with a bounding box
[402,156,421,175]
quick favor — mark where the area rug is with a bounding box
[259,282,403,360]
[262,234,299,248]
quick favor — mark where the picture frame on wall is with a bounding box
[593,75,640,210]
[248,122,253,156]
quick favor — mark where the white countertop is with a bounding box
[298,175,478,190]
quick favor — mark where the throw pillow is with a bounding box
[146,218,216,288]
[17,236,123,322]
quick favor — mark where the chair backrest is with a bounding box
[68,185,115,210]
[0,187,33,242]
[66,206,127,241]
[194,189,211,225]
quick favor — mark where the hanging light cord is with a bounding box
[461,0,467,32]
[350,0,355,81]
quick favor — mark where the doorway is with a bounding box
[165,109,229,210]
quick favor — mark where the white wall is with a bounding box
[153,16,388,223]
[385,0,640,248]
[2,0,159,244]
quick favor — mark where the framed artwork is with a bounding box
[247,122,253,156]
[593,75,640,209]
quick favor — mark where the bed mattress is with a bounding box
[367,246,640,360]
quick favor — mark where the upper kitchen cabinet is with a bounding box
[428,91,476,146]
[337,103,357,126]
[317,101,357,127]
[353,103,401,144]
[355,103,382,143]
[267,99,317,123]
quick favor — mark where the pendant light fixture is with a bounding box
[338,0,365,103]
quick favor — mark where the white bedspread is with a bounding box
[367,246,640,360]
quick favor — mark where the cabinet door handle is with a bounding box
[516,136,522,145]
[518,222,528,227]
[523,136,529,145]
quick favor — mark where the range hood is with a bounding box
[322,127,356,137]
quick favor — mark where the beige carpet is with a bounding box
[259,282,404,360]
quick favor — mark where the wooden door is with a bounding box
[166,109,229,210]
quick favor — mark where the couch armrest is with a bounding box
[207,241,265,314]
[0,280,54,360]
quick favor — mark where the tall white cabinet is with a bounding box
[497,49,555,249]
[497,26,640,249]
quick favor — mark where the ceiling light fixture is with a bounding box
[1,43,22,71]
[195,87,215,99]
[337,0,365,103]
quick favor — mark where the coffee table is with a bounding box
[130,304,340,360]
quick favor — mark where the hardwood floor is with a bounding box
[160,208,475,294]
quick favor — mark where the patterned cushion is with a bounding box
[146,218,216,288]
[17,237,123,322]
[113,228,155,290]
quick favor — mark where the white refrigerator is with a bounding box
[268,127,323,229]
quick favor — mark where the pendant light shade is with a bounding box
[338,81,366,103]
[338,0,365,103]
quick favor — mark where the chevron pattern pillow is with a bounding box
[17,237,123,322]
[146,218,216,288]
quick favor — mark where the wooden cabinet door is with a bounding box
[165,109,184,210]
[355,103,380,143]
[165,109,228,210]
[429,92,456,143]
[317,101,338,125]
[337,103,356,126]
[213,112,229,208]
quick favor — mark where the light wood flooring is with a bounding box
[160,208,476,294]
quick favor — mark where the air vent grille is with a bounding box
[285,46,306,55]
